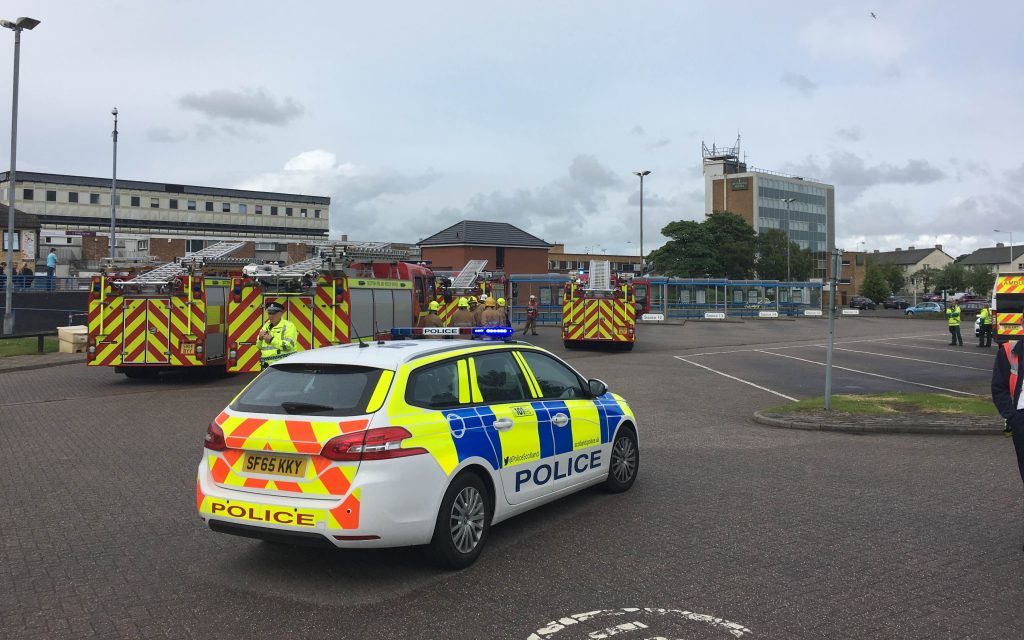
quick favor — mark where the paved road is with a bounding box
[1,317,1022,639]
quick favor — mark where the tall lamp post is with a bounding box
[2,16,41,336]
[854,240,865,296]
[632,170,651,269]
[109,108,118,259]
[995,229,1014,271]
[778,197,795,282]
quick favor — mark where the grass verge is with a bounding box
[766,392,998,417]
[0,336,60,358]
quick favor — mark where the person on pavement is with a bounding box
[991,315,1024,551]
[946,301,963,346]
[522,294,539,336]
[979,303,994,348]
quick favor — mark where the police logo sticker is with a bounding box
[423,327,460,336]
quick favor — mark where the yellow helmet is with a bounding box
[497,297,506,307]
[485,297,496,307]
[428,300,440,312]
[458,297,470,308]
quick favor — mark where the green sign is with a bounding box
[730,178,749,191]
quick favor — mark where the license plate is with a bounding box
[243,452,307,478]
[182,342,196,355]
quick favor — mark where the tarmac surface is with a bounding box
[1,316,1022,639]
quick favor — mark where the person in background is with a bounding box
[978,302,994,348]
[991,314,1024,551]
[467,297,480,325]
[451,298,475,327]
[0,262,6,293]
[481,297,502,326]
[496,297,509,326]
[522,294,539,336]
[420,300,445,337]
[258,302,298,367]
[946,300,963,346]
[473,295,487,325]
[45,248,58,291]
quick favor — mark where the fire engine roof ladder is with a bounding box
[585,260,613,291]
[449,260,489,290]
[128,240,247,283]
[319,242,413,263]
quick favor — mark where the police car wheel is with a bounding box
[428,472,491,569]
[604,429,639,493]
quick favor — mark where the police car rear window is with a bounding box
[231,364,384,417]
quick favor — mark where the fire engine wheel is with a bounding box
[122,368,159,380]
[621,342,635,351]
[563,340,578,350]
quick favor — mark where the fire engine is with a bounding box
[431,260,508,325]
[87,241,252,378]
[562,260,636,350]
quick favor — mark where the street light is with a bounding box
[994,229,1014,271]
[632,170,651,269]
[2,16,40,336]
[854,240,865,296]
[778,197,795,282]
[110,107,119,259]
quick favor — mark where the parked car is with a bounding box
[905,302,943,315]
[849,296,877,310]
[923,293,943,302]
[882,297,910,310]
[959,301,984,313]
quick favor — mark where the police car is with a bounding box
[196,327,640,568]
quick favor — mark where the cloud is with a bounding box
[780,72,818,96]
[629,125,645,136]
[180,87,304,126]
[835,125,862,142]
[647,138,671,149]
[146,127,188,143]
[786,151,945,197]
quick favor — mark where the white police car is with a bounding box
[196,328,640,568]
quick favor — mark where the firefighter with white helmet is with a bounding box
[522,294,539,336]
[473,295,487,325]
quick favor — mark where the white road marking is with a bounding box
[823,346,990,371]
[870,337,995,357]
[528,608,752,639]
[756,350,980,396]
[675,356,798,401]
[679,333,940,358]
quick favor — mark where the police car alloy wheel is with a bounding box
[604,429,639,493]
[429,472,492,569]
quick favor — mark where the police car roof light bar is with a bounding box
[390,326,515,341]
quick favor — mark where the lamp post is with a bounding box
[854,240,865,296]
[778,197,795,282]
[632,170,651,269]
[1,16,40,336]
[109,108,118,259]
[995,229,1014,271]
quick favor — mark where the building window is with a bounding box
[187,200,196,210]
[271,206,278,215]
[2,231,20,251]
[186,239,206,253]
[169,199,178,209]
[150,197,160,208]
[222,202,231,213]
[68,192,79,203]
[300,208,307,217]
[131,196,141,207]
[239,203,247,214]
[66,237,72,244]
[314,209,321,218]
[46,190,56,202]
[285,207,293,216]
[22,188,33,200]
[255,204,263,215]
[256,242,275,251]
[496,247,505,269]
[137,239,149,251]
[205,201,214,212]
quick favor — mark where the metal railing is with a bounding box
[0,276,88,292]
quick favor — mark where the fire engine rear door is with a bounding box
[122,299,171,364]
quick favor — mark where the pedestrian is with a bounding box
[45,248,58,291]
[979,303,994,348]
[0,262,6,293]
[991,316,1024,551]
[946,301,963,346]
[20,264,33,290]
[258,302,299,367]
[451,297,475,327]
[522,294,539,335]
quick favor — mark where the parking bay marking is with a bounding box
[674,356,797,401]
[819,345,990,371]
[871,338,995,358]
[679,333,940,358]
[755,350,980,396]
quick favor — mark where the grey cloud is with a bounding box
[648,138,671,149]
[629,125,645,136]
[146,127,188,143]
[1005,163,1024,191]
[180,87,304,126]
[787,151,945,197]
[835,126,862,142]
[780,72,818,96]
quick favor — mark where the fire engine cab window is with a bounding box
[407,360,463,409]
[473,352,529,403]
[518,351,586,399]
[231,364,383,416]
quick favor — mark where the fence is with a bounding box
[0,290,90,335]
[0,276,89,293]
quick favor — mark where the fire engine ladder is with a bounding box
[449,260,489,290]
[269,257,327,278]
[585,260,613,291]
[128,241,247,284]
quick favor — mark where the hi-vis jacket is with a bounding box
[259,318,298,363]
[980,307,994,325]
[992,340,1024,419]
[946,305,962,327]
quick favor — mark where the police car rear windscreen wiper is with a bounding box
[280,401,336,415]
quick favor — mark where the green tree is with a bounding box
[755,229,814,281]
[964,265,996,296]
[933,262,967,293]
[878,263,905,295]
[860,266,890,303]
[647,211,756,278]
[909,267,935,293]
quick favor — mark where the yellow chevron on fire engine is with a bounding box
[366,370,396,413]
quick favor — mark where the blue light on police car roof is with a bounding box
[472,327,514,337]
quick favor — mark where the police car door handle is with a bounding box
[492,418,514,431]
[552,413,570,427]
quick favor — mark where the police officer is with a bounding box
[259,302,299,366]
[451,297,475,327]
[979,303,994,348]
[991,315,1024,550]
[946,301,963,346]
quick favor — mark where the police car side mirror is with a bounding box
[588,379,608,397]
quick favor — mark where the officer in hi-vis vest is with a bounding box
[259,302,298,366]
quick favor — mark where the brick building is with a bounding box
[419,221,551,274]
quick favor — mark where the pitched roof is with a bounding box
[0,203,41,228]
[958,245,1024,265]
[419,220,550,248]
[869,247,946,266]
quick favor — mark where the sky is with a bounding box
[2,0,1022,258]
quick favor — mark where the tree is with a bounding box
[909,267,935,293]
[647,211,756,278]
[965,265,996,297]
[933,262,967,293]
[860,266,890,303]
[878,263,905,296]
[755,229,814,281]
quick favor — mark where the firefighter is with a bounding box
[991,315,1024,551]
[258,302,299,366]
[522,294,539,335]
[481,297,502,326]
[467,297,480,325]
[451,297,475,327]
[421,300,445,327]
[497,297,509,326]
[473,295,488,325]
[946,301,963,346]
[979,303,994,348]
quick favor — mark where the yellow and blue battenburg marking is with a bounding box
[444,407,503,469]
[594,394,627,444]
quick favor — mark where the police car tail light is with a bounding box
[321,427,427,462]
[204,422,227,451]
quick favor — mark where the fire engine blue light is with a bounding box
[391,328,416,336]
[472,327,514,337]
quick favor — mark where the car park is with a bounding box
[849,296,877,310]
[905,302,943,315]
[196,330,640,568]
[882,297,910,309]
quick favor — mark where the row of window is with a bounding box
[20,189,322,218]
[549,260,638,271]
[759,178,829,198]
